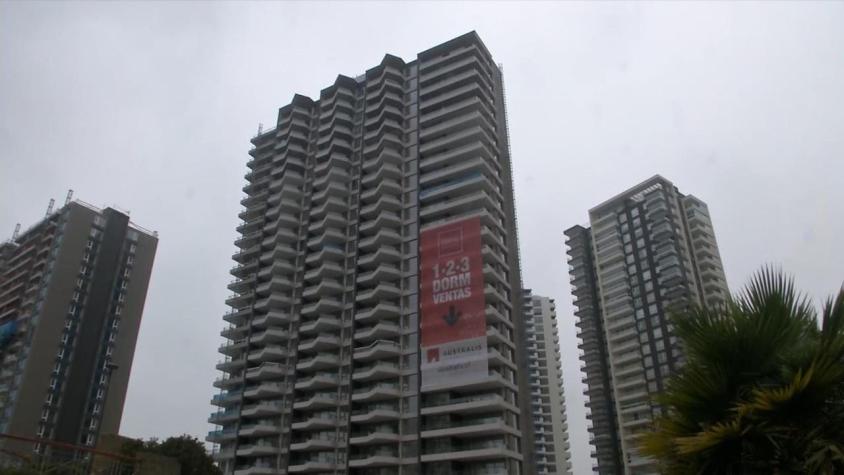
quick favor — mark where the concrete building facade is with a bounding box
[522,290,572,475]
[564,175,728,474]
[0,200,157,461]
[209,32,533,475]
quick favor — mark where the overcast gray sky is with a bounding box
[2,2,843,473]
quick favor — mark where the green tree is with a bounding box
[639,268,844,474]
[135,435,220,475]
[158,436,220,475]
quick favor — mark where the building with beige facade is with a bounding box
[565,175,728,474]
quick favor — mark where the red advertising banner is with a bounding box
[419,216,487,390]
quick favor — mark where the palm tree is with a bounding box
[639,268,844,474]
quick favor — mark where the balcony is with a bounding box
[296,353,340,372]
[251,310,290,328]
[287,459,336,473]
[356,264,401,286]
[355,283,401,304]
[418,124,494,159]
[358,211,402,235]
[421,394,515,416]
[219,339,248,356]
[419,141,489,173]
[255,275,294,295]
[354,302,401,323]
[250,327,288,345]
[216,357,246,372]
[233,466,280,475]
[257,259,295,279]
[420,446,522,464]
[349,430,400,446]
[420,190,497,224]
[361,163,402,187]
[221,323,249,340]
[244,382,290,399]
[210,390,242,407]
[358,229,402,251]
[359,196,402,219]
[353,321,400,343]
[352,383,401,402]
[300,297,344,316]
[352,361,401,381]
[419,169,493,204]
[208,409,239,424]
[348,453,401,468]
[226,291,253,309]
[298,334,341,353]
[254,293,292,313]
[307,210,346,234]
[293,393,339,411]
[290,436,338,452]
[247,345,287,363]
[236,441,282,457]
[350,406,400,424]
[213,374,244,389]
[302,279,345,299]
[360,177,402,204]
[206,428,237,443]
[299,315,342,335]
[239,421,282,437]
[353,341,401,362]
[241,401,284,418]
[304,245,345,265]
[485,305,512,329]
[303,262,344,282]
[306,228,347,251]
[245,362,288,381]
[421,419,516,439]
[224,308,251,325]
[291,414,338,431]
[295,373,340,391]
[357,246,401,269]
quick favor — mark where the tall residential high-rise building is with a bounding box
[0,200,157,460]
[564,175,728,475]
[522,290,572,475]
[209,32,534,475]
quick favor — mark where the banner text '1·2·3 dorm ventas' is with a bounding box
[419,216,488,390]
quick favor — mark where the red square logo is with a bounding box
[438,228,463,257]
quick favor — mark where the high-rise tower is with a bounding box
[0,200,157,460]
[210,32,532,475]
[565,175,728,474]
[522,290,572,475]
